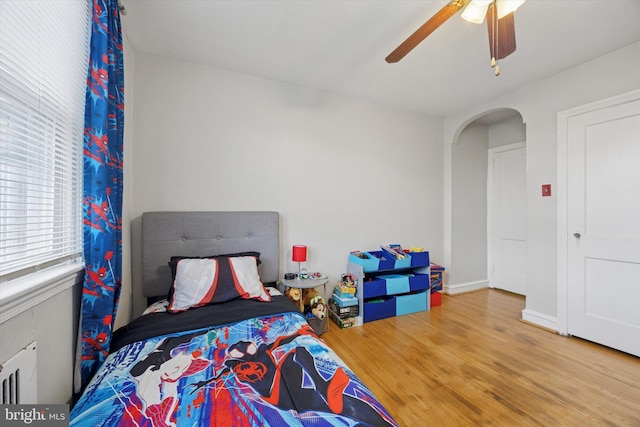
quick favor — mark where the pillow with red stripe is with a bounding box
[168,256,271,313]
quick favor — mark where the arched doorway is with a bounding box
[447,108,526,296]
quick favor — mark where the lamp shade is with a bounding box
[461,0,491,24]
[292,245,307,262]
[496,0,525,19]
[461,0,526,23]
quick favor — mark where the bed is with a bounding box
[70,211,398,426]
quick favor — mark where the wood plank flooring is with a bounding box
[321,289,640,426]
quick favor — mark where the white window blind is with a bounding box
[0,1,91,280]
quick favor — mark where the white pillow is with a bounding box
[168,256,270,312]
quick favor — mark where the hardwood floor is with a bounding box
[322,289,640,426]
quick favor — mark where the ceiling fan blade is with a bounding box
[487,4,516,60]
[385,0,468,63]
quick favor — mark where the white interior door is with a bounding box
[489,143,527,295]
[567,98,640,357]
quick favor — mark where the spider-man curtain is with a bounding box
[76,0,124,393]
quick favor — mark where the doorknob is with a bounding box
[573,232,581,238]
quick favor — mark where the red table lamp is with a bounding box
[292,245,307,274]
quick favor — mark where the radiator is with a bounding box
[0,341,37,404]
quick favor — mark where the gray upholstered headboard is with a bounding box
[141,211,280,299]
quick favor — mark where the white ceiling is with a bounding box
[120,0,640,117]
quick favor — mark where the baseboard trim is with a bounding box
[444,280,489,295]
[521,309,558,332]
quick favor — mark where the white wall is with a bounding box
[444,41,640,329]
[450,124,489,286]
[0,273,82,404]
[127,52,445,316]
[488,116,526,149]
[122,35,639,331]
[114,33,135,329]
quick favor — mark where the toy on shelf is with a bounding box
[335,273,357,297]
[302,288,327,320]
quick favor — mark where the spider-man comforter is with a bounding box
[70,296,398,426]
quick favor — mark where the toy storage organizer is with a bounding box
[347,250,430,323]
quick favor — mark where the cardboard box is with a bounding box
[330,293,358,307]
[334,284,356,297]
[328,308,359,329]
[328,299,359,318]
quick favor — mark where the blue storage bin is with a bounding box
[396,291,427,316]
[408,273,430,292]
[409,251,430,267]
[348,252,379,272]
[363,278,386,299]
[377,274,410,295]
[369,251,395,270]
[364,297,396,322]
[368,250,411,271]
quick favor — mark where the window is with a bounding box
[0,1,91,282]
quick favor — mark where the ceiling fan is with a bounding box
[385,0,526,76]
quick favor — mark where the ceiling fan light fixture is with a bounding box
[461,0,491,24]
[496,0,525,19]
[385,0,523,66]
